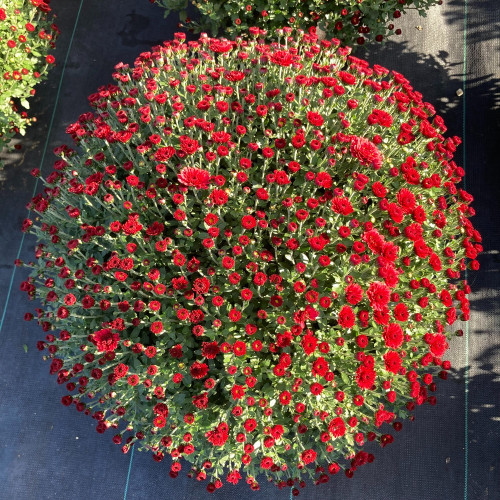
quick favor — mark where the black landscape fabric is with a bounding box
[0,1,498,499]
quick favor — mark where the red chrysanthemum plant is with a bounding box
[20,28,481,495]
[0,0,59,163]
[151,0,443,46]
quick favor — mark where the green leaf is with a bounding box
[341,371,350,386]
[23,344,28,353]
[20,98,30,110]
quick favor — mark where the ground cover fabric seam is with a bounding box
[462,1,469,499]
[124,445,135,500]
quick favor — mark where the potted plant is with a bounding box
[21,28,480,494]
[150,0,443,46]
[0,0,59,164]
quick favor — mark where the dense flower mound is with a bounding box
[0,0,59,161]
[151,0,442,46]
[22,29,481,494]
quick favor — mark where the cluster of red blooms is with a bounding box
[21,29,480,494]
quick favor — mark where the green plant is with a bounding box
[0,0,59,162]
[150,0,443,46]
[22,28,480,494]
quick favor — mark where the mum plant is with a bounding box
[21,28,481,495]
[150,0,443,46]
[0,0,59,161]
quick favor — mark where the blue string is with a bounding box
[124,445,135,500]
[462,1,469,499]
[0,0,85,337]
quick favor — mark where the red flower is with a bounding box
[331,197,353,215]
[310,382,324,395]
[190,361,209,379]
[345,283,363,305]
[367,281,391,311]
[154,146,176,162]
[228,309,242,322]
[382,323,404,348]
[192,393,209,409]
[210,189,229,205]
[279,391,292,405]
[169,344,183,358]
[241,215,256,229]
[383,351,402,373]
[301,449,317,465]
[226,470,242,485]
[202,341,220,359]
[301,333,317,355]
[150,321,164,334]
[178,167,210,189]
[393,303,409,322]
[350,136,383,169]
[328,417,346,438]
[355,365,376,390]
[270,50,293,67]
[262,147,274,158]
[306,111,324,127]
[428,333,449,356]
[233,341,246,356]
[222,256,235,269]
[270,295,283,307]
[312,357,329,377]
[179,135,200,155]
[338,305,355,329]
[93,328,119,352]
[231,385,246,400]
[374,408,395,427]
[315,171,332,188]
[244,418,257,432]
[368,109,393,127]
[291,135,306,148]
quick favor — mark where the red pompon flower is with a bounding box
[93,328,119,352]
[345,283,364,305]
[338,305,355,329]
[367,281,391,311]
[328,417,346,438]
[202,341,220,359]
[279,391,292,405]
[233,340,246,356]
[178,167,210,189]
[301,448,317,465]
[179,135,200,155]
[382,323,404,349]
[210,189,229,205]
[154,146,176,162]
[383,351,402,373]
[350,136,383,170]
[190,361,209,379]
[356,365,376,390]
[231,384,246,400]
[270,50,293,67]
[306,111,324,127]
[331,196,354,215]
